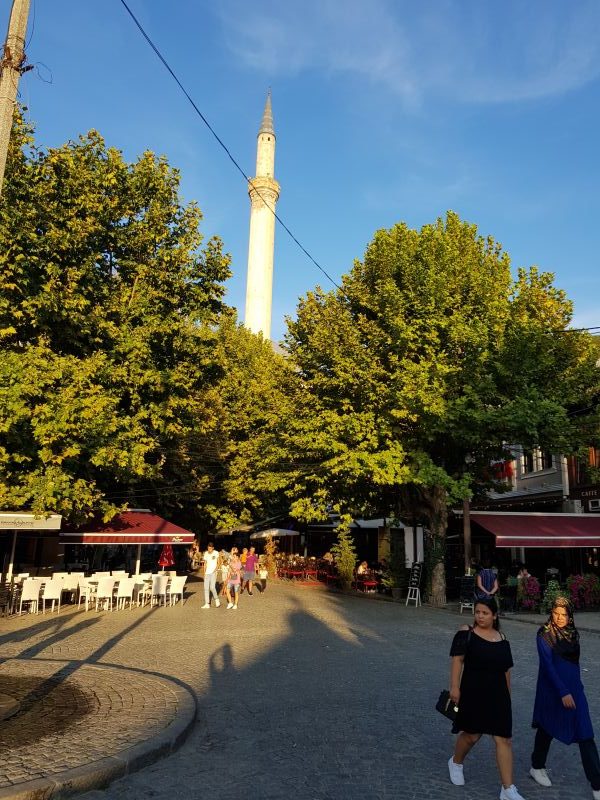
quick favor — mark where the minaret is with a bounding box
[244,92,280,339]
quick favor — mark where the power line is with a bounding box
[118,0,341,291]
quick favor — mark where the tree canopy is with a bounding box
[0,114,240,525]
[230,212,599,604]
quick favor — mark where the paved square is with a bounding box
[1,578,599,800]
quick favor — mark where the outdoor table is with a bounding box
[356,574,378,592]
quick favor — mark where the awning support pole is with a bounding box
[6,530,17,582]
[134,544,141,575]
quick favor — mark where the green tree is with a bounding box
[0,114,233,523]
[244,212,597,605]
[213,319,305,530]
[330,513,357,591]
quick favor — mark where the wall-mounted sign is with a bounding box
[570,486,600,501]
[0,513,62,531]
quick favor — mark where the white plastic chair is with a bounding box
[94,578,116,611]
[52,572,68,580]
[91,571,110,578]
[41,579,62,613]
[18,578,41,614]
[78,578,95,611]
[166,575,187,606]
[144,574,168,607]
[115,577,136,609]
[111,570,129,577]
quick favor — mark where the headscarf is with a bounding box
[538,596,580,664]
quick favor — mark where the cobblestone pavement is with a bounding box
[1,578,599,800]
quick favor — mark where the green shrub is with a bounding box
[541,579,563,613]
[331,516,357,591]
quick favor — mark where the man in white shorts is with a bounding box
[201,542,220,608]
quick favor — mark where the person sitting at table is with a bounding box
[357,561,369,575]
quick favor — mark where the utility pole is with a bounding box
[0,0,31,198]
[463,497,472,575]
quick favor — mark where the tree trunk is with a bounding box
[427,486,448,607]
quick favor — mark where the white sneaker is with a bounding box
[448,757,465,786]
[529,768,551,787]
[500,785,526,800]
[232,605,238,610]
[201,604,210,609]
[215,599,221,608]
[226,602,233,609]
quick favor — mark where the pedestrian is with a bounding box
[475,558,499,600]
[188,540,201,572]
[201,542,220,609]
[447,597,526,800]
[529,596,600,798]
[258,561,268,593]
[242,546,258,595]
[225,546,242,610]
[218,551,229,596]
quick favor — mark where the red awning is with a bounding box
[471,512,600,548]
[60,510,195,545]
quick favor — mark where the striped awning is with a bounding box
[471,512,600,548]
[60,510,194,545]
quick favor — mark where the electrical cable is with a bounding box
[118,0,341,291]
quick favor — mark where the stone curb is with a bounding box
[325,586,600,635]
[420,601,600,636]
[0,676,197,800]
[0,692,20,721]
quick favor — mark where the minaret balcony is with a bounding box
[248,176,280,205]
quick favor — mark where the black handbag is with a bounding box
[436,690,459,722]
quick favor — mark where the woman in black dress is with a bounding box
[447,598,526,800]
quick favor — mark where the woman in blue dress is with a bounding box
[530,596,600,799]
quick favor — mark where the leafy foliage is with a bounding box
[330,514,357,590]
[232,212,598,605]
[0,114,236,523]
[381,528,408,591]
[541,579,563,613]
[263,534,279,578]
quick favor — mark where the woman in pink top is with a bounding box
[243,546,259,595]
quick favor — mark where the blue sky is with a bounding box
[13,0,600,341]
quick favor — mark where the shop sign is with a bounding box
[0,513,62,530]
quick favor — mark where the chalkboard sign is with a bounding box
[408,562,423,588]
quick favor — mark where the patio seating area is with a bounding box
[275,555,386,594]
[1,571,188,616]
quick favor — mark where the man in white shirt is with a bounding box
[201,542,220,608]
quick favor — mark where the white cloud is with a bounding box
[216,0,600,104]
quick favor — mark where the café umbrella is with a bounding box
[158,543,175,571]
[249,528,299,540]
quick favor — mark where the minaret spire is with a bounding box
[259,90,274,136]
[244,92,280,339]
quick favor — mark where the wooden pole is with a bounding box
[0,0,31,197]
[463,498,472,575]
